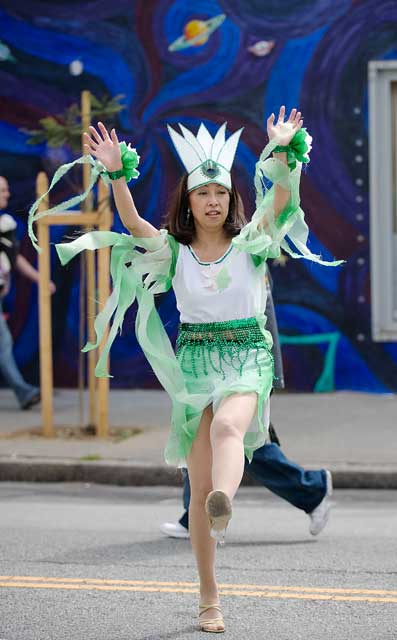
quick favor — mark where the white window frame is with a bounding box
[369,60,397,341]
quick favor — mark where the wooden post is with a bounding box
[81,90,93,213]
[34,89,112,439]
[37,172,54,437]
[81,90,97,428]
[96,179,113,437]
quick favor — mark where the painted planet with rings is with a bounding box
[168,14,226,52]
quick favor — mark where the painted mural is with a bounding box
[0,0,396,392]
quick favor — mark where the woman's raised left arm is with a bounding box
[233,107,344,267]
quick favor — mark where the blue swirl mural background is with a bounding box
[0,0,396,392]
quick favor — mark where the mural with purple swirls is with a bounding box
[0,0,396,392]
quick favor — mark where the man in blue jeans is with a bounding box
[0,175,55,409]
[160,270,332,538]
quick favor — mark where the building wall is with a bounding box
[1,0,396,391]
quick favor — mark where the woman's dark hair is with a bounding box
[163,174,247,244]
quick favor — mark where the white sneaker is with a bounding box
[160,521,190,539]
[309,470,333,536]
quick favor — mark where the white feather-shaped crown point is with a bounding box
[217,127,243,170]
[178,124,206,162]
[210,122,227,162]
[197,124,214,156]
[168,122,243,191]
[167,125,202,173]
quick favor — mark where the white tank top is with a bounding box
[172,242,267,324]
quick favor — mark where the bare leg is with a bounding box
[187,405,223,631]
[187,394,258,630]
[211,392,258,500]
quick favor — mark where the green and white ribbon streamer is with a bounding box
[56,229,173,378]
[56,228,209,466]
[28,143,139,253]
[233,129,345,268]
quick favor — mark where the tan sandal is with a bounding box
[199,603,225,633]
[205,490,232,545]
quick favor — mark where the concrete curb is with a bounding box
[0,460,183,486]
[0,459,397,488]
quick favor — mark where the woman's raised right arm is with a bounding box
[84,122,160,238]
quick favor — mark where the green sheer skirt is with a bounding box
[164,317,274,467]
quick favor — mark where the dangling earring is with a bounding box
[186,207,191,223]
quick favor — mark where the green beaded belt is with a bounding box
[176,317,274,380]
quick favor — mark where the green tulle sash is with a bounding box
[232,130,345,270]
[56,228,210,465]
[56,230,173,377]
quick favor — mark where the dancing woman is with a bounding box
[33,107,342,633]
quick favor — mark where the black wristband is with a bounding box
[107,168,125,180]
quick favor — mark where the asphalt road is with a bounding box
[0,484,396,640]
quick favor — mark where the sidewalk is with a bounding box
[0,389,396,487]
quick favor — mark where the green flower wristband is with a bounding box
[271,128,312,171]
[106,142,140,183]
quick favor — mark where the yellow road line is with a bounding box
[221,584,397,596]
[1,576,396,596]
[0,577,396,604]
[0,576,197,586]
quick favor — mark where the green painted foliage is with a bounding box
[25,94,125,152]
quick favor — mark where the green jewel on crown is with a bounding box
[201,159,221,179]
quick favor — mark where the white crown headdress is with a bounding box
[167,122,243,192]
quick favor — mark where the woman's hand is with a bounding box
[83,122,122,172]
[267,106,303,146]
